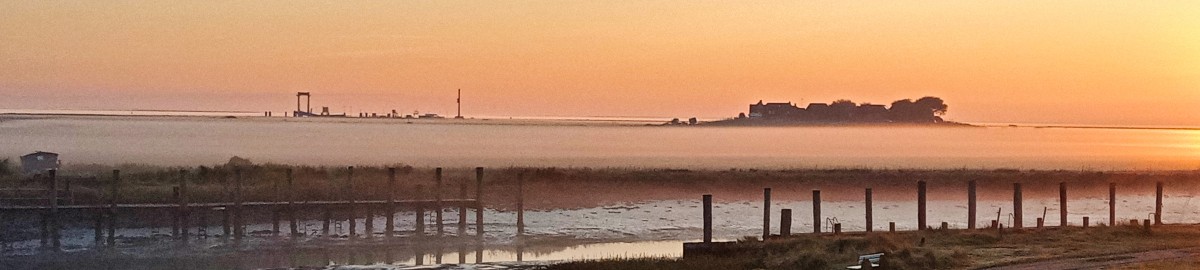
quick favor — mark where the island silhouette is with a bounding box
[693,96,960,126]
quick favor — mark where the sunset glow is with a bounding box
[2,1,1198,126]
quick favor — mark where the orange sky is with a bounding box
[2,1,1198,125]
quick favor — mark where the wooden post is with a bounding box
[436,168,445,238]
[458,182,468,237]
[1109,183,1116,227]
[918,181,927,230]
[49,169,59,249]
[180,170,190,242]
[780,209,792,237]
[271,174,280,236]
[1083,217,1089,229]
[703,194,713,243]
[287,169,298,237]
[812,189,821,234]
[93,211,103,245]
[234,168,243,241]
[834,223,842,234]
[222,172,231,238]
[968,180,977,229]
[763,188,771,239]
[1059,182,1067,227]
[1143,219,1151,233]
[940,221,948,230]
[475,167,484,241]
[1036,218,1044,228]
[364,205,373,239]
[108,170,119,247]
[416,185,426,237]
[385,168,395,238]
[865,188,873,232]
[516,172,525,237]
[347,166,356,237]
[889,222,895,233]
[1013,183,1023,229]
[172,187,180,238]
[1155,182,1163,225]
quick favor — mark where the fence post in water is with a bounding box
[458,181,468,238]
[865,188,873,232]
[172,187,180,238]
[436,168,445,238]
[271,173,280,236]
[1036,218,1043,228]
[889,222,895,233]
[1083,217,1089,229]
[416,185,426,237]
[1109,183,1116,227]
[780,209,792,237]
[93,211,103,245]
[968,180,977,229]
[234,168,244,241]
[1059,182,1067,227]
[287,169,298,237]
[347,166,357,238]
[1155,182,1163,225]
[1013,183,1023,229]
[49,169,59,250]
[517,172,525,237]
[812,190,822,234]
[180,170,190,242]
[108,170,119,248]
[703,194,713,243]
[1143,219,1151,233]
[763,188,771,239]
[918,181,927,230]
[385,168,395,238]
[475,167,484,241]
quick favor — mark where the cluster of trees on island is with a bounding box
[729,96,950,124]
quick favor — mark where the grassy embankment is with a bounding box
[544,225,1200,270]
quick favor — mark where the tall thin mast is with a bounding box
[456,89,463,119]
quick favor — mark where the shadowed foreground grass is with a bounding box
[542,225,1200,270]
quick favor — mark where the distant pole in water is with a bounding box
[1059,182,1068,227]
[918,181,927,230]
[347,166,357,237]
[108,170,119,247]
[1152,181,1161,225]
[968,180,977,230]
[49,170,59,250]
[1013,183,1023,229]
[234,168,243,241]
[1109,183,1116,226]
[812,190,821,234]
[436,168,444,238]
[763,188,771,239]
[865,188,873,232]
[475,167,484,241]
[702,194,713,243]
[385,168,395,239]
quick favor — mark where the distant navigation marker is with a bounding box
[455,89,464,119]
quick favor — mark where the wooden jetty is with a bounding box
[1,166,529,251]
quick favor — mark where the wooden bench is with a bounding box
[846,253,884,269]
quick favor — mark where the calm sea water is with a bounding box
[2,115,1199,170]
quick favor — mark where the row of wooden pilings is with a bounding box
[19,167,529,251]
[703,181,1169,243]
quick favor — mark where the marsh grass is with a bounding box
[545,225,1200,270]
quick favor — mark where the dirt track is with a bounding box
[983,248,1200,270]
